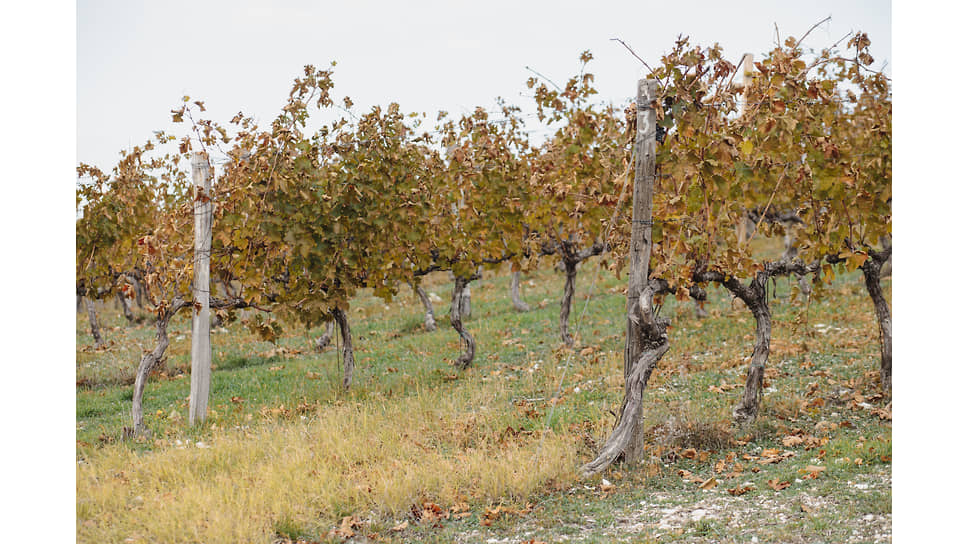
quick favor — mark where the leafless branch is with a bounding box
[610,38,659,81]
[524,66,562,92]
[795,15,833,50]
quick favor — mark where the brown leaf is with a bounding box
[335,515,359,538]
[699,477,718,490]
[390,520,409,532]
[727,485,753,496]
[767,479,791,491]
[799,464,826,480]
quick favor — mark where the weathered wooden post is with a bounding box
[738,52,753,116]
[621,78,660,464]
[189,153,213,425]
[736,53,755,243]
[582,79,669,476]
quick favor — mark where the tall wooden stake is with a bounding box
[739,53,753,116]
[582,79,669,476]
[189,153,213,425]
[622,78,660,464]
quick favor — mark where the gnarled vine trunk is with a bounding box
[331,308,355,389]
[459,284,472,318]
[84,298,105,349]
[556,241,603,346]
[510,269,530,312]
[450,276,476,369]
[724,273,772,426]
[559,261,578,345]
[314,320,335,352]
[413,283,437,331]
[131,299,188,435]
[582,282,670,476]
[862,246,892,393]
[118,291,136,325]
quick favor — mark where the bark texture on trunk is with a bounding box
[783,233,812,299]
[118,291,136,324]
[559,261,578,345]
[556,241,603,346]
[134,277,146,309]
[131,299,188,435]
[331,308,355,389]
[459,284,472,319]
[414,284,437,331]
[85,298,105,349]
[862,247,892,393]
[723,273,772,426]
[581,281,669,476]
[314,320,335,352]
[693,300,708,318]
[510,269,530,312]
[450,276,476,369]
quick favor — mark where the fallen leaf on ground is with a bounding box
[799,465,826,479]
[767,479,791,491]
[727,485,753,496]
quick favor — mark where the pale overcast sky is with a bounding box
[77,0,892,173]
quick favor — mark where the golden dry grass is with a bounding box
[77,374,579,543]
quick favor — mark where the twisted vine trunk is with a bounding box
[450,276,476,369]
[582,283,670,476]
[314,320,335,352]
[510,269,530,312]
[131,299,188,435]
[783,233,812,299]
[459,284,472,318]
[559,260,578,345]
[331,308,355,389]
[84,298,105,349]
[118,291,136,324]
[724,273,772,426]
[134,276,146,309]
[413,283,437,331]
[862,247,892,393]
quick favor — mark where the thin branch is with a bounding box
[795,15,833,50]
[525,66,562,92]
[610,38,659,81]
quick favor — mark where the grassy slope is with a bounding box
[76,241,891,543]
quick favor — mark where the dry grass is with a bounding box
[76,375,579,543]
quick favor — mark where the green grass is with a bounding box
[76,240,891,543]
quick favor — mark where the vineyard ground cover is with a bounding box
[76,238,891,543]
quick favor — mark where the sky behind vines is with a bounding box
[77,0,891,173]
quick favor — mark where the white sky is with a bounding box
[77,0,893,173]
[5,1,968,541]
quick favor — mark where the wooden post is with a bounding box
[581,78,669,476]
[735,53,754,243]
[189,153,213,425]
[738,53,753,116]
[622,78,659,464]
